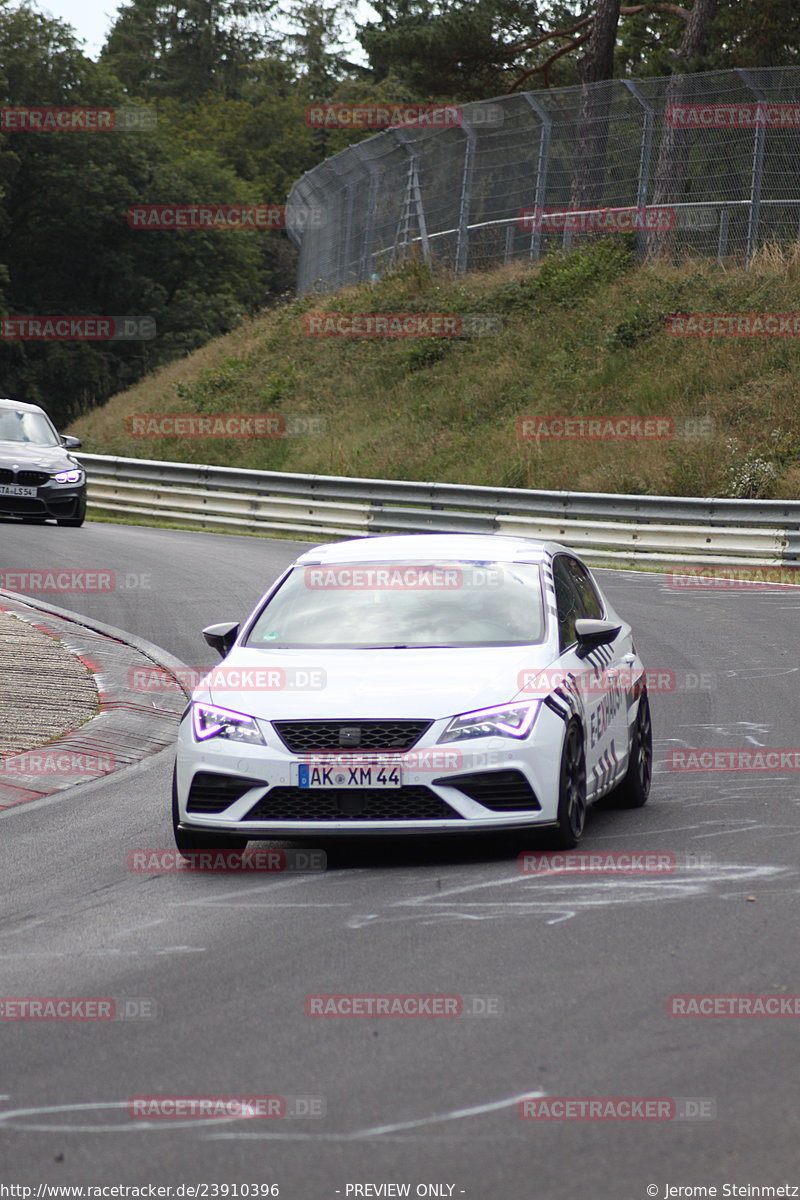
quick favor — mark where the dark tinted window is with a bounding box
[564,557,603,620]
[552,555,603,650]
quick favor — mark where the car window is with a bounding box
[552,555,603,650]
[552,556,582,650]
[564,557,603,620]
[244,560,546,648]
[0,409,60,446]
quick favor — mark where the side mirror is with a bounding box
[203,621,239,658]
[62,435,82,449]
[575,618,621,658]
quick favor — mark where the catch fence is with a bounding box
[285,67,800,294]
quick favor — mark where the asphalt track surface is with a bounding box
[1,519,799,1197]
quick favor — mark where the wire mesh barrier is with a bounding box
[285,67,800,295]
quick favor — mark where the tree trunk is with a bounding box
[647,0,718,255]
[569,0,621,215]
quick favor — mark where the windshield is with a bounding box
[0,408,60,447]
[245,560,546,648]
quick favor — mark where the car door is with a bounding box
[550,554,629,802]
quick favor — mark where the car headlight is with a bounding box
[192,702,265,745]
[438,701,541,743]
[52,469,83,483]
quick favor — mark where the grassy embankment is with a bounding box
[72,239,800,502]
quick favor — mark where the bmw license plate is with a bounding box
[0,485,36,497]
[295,761,402,788]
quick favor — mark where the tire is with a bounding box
[171,767,249,852]
[548,720,587,849]
[609,691,652,809]
[57,494,86,528]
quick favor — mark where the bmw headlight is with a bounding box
[438,701,540,743]
[192,702,265,745]
[52,469,83,483]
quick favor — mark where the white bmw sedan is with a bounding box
[172,534,652,851]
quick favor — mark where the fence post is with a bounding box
[523,95,551,260]
[390,128,431,264]
[737,68,767,262]
[621,79,654,258]
[455,116,477,275]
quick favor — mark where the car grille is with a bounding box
[244,785,459,822]
[0,469,49,486]
[436,769,541,812]
[186,771,267,814]
[272,720,432,754]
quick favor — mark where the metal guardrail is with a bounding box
[77,453,800,567]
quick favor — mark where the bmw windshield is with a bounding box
[0,408,60,446]
[245,560,546,649]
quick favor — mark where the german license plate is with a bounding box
[294,761,402,788]
[0,485,36,497]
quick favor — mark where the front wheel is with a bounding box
[548,721,587,849]
[609,691,652,809]
[172,767,249,851]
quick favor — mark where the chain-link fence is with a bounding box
[285,67,800,295]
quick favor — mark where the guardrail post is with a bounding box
[523,95,551,260]
[737,68,767,263]
[455,116,477,275]
[621,79,654,259]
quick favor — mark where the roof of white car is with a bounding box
[298,533,564,565]
[0,397,45,414]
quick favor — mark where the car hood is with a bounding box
[0,441,76,471]
[199,644,556,720]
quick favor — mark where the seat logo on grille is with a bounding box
[338,726,361,747]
